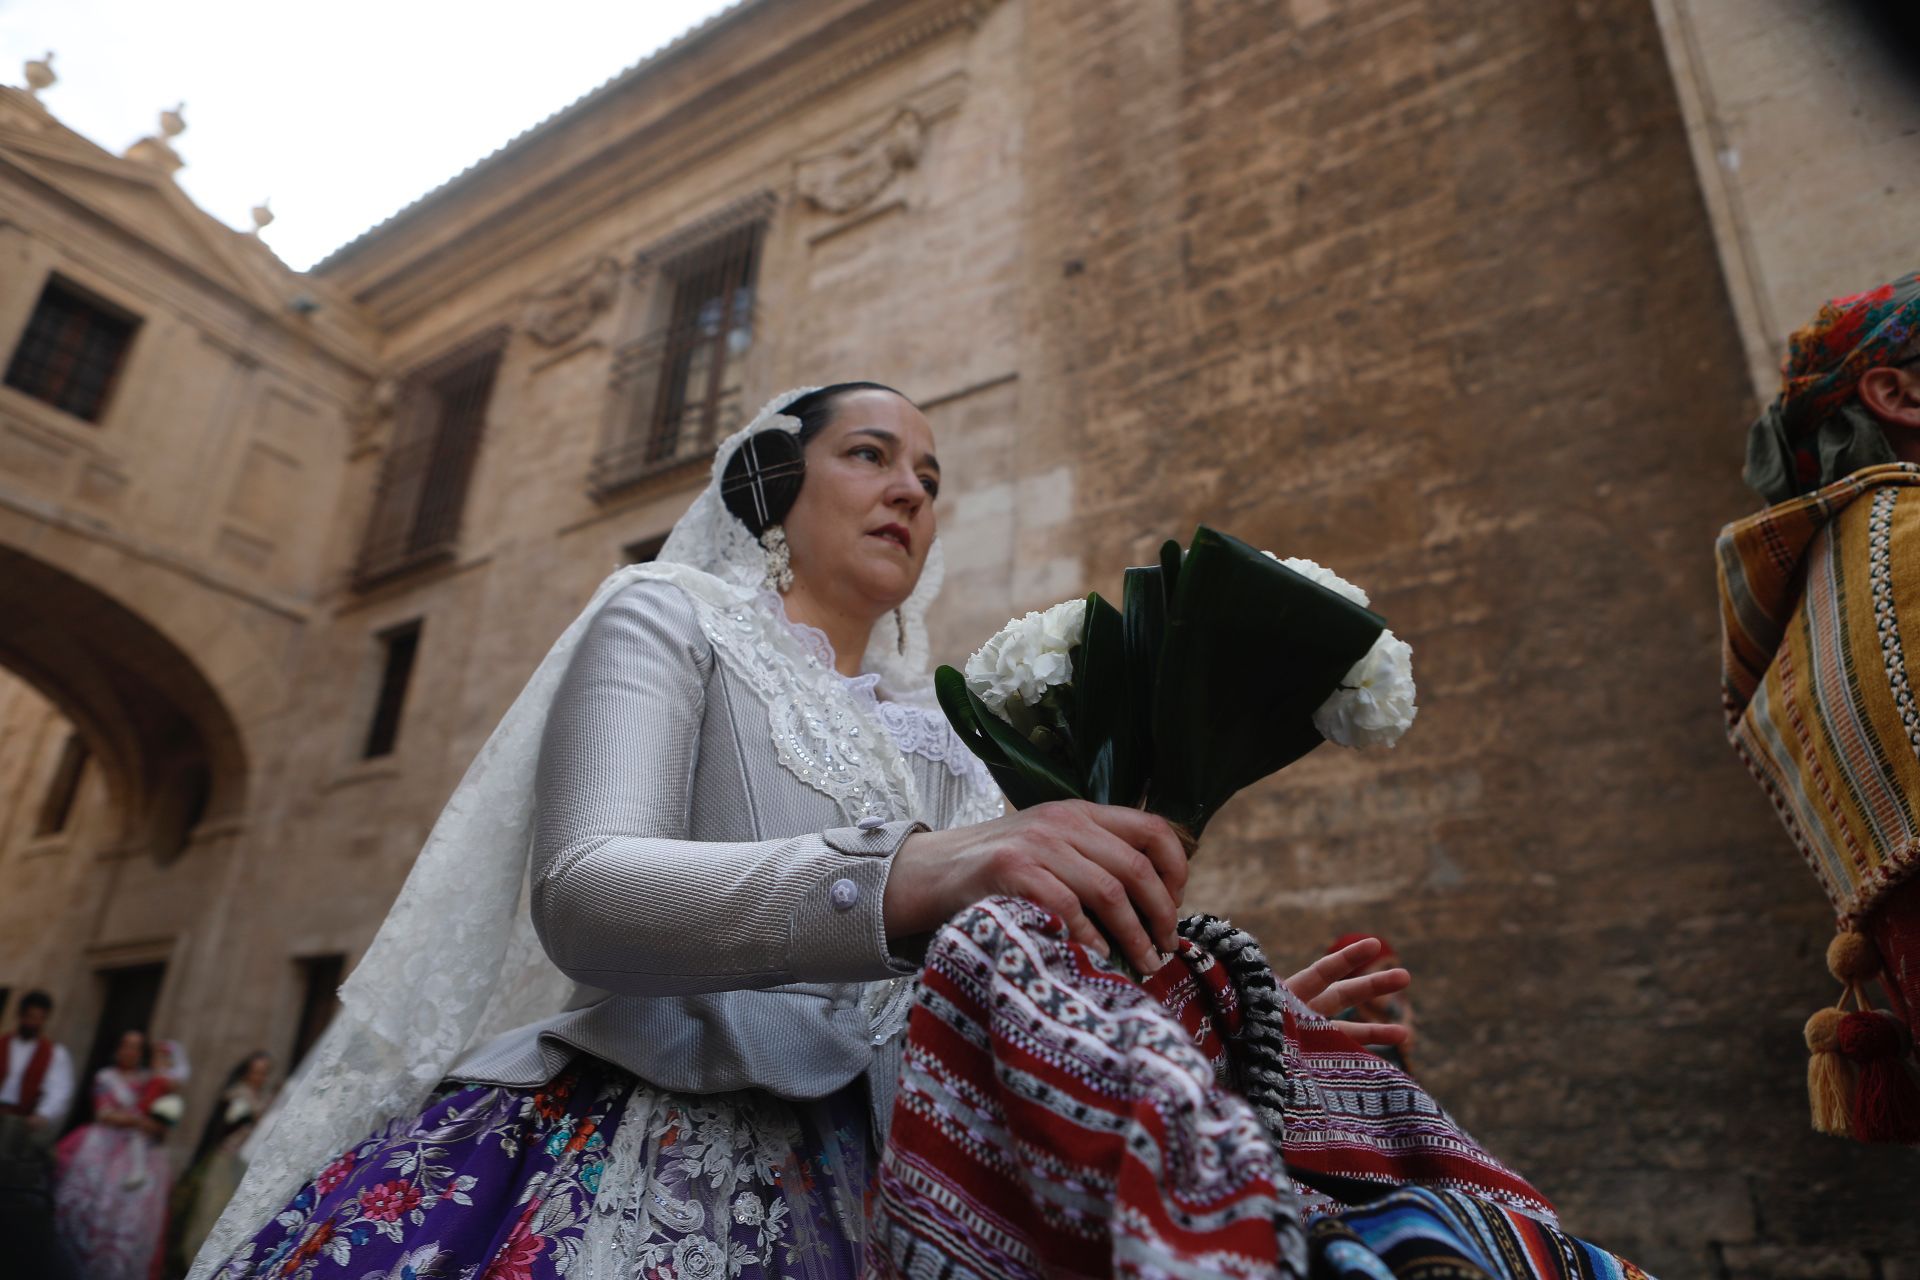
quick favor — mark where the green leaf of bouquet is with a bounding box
[1120,565,1167,807]
[1147,526,1385,834]
[935,668,1062,810]
[964,682,1084,808]
[1159,538,1183,602]
[935,665,1007,766]
[1072,591,1131,806]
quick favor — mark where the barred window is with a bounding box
[593,220,762,498]
[353,342,501,590]
[4,277,140,423]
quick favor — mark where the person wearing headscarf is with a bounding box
[53,1029,181,1280]
[1719,271,1920,1143]
[188,385,1209,1278]
[167,1051,273,1278]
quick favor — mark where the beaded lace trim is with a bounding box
[764,594,995,792]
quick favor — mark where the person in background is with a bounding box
[0,989,79,1278]
[1719,271,1920,1141]
[54,1028,179,1280]
[1323,932,1417,1073]
[168,1051,274,1278]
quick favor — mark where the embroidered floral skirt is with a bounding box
[206,1056,873,1279]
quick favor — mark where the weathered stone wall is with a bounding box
[1019,2,1919,1275]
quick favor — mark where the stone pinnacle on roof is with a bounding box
[23,52,55,100]
[124,102,186,175]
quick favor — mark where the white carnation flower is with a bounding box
[1262,551,1370,608]
[1314,629,1417,749]
[963,598,1087,716]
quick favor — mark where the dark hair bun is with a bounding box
[720,429,806,536]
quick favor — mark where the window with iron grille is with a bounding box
[353,343,501,590]
[593,221,762,498]
[4,276,140,423]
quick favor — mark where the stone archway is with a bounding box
[0,546,247,862]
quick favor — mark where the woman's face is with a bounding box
[783,390,940,616]
[243,1054,272,1089]
[114,1030,144,1072]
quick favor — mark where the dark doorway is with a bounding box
[69,961,165,1132]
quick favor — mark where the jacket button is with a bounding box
[830,878,860,910]
[856,815,885,831]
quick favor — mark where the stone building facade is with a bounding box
[1,1,1916,1274]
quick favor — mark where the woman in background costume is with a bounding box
[55,1032,188,1280]
[168,1051,273,1277]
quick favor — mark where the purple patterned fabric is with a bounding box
[205,1056,871,1279]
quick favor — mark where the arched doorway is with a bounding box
[0,546,247,864]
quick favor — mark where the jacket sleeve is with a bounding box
[528,578,923,996]
[35,1045,74,1125]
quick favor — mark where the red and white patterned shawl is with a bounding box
[870,897,1552,1280]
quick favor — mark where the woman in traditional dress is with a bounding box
[167,1051,273,1276]
[190,385,1406,1280]
[54,1029,183,1280]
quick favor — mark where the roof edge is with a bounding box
[310,0,769,275]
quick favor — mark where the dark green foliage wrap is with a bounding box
[936,525,1385,838]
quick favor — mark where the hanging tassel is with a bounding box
[1803,931,1885,1138]
[1804,1007,1856,1137]
[1827,931,1881,988]
[1836,1009,1920,1144]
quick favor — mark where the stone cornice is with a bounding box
[318,0,1002,327]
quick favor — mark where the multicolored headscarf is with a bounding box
[1745,272,1920,505]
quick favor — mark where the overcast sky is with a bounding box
[0,0,743,270]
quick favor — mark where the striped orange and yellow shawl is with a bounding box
[1718,462,1920,926]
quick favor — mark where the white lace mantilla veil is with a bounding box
[190,388,967,1277]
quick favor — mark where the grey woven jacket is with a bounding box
[451,579,990,1132]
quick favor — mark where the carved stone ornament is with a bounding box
[24,52,55,100]
[795,109,926,216]
[349,377,398,451]
[523,256,621,348]
[124,103,186,175]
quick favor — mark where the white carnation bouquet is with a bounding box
[937,526,1416,845]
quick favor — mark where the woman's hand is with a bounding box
[1286,936,1412,1046]
[886,800,1188,973]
